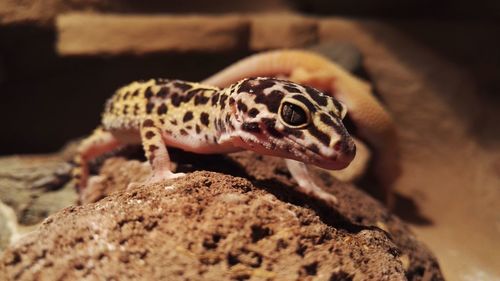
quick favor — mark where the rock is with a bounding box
[56,13,250,55]
[0,203,12,251]
[0,143,79,251]
[0,165,442,280]
[0,148,443,280]
[249,14,318,50]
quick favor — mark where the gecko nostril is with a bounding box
[333,141,342,151]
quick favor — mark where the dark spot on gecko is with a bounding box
[320,113,336,127]
[149,144,159,153]
[332,99,344,116]
[229,97,235,105]
[142,119,154,127]
[283,85,302,93]
[292,95,317,113]
[219,95,228,110]
[200,112,210,126]
[145,131,155,139]
[183,89,198,103]
[320,113,345,135]
[173,82,192,92]
[308,125,331,147]
[186,125,192,130]
[133,104,140,115]
[255,90,284,113]
[308,143,320,154]
[204,135,209,141]
[195,125,201,134]
[156,87,169,98]
[183,111,194,122]
[180,129,188,136]
[238,78,275,94]
[144,87,154,99]
[157,104,168,115]
[241,122,261,133]
[305,86,327,106]
[132,89,140,97]
[217,119,226,132]
[211,93,220,106]
[145,102,154,114]
[237,100,248,113]
[123,91,130,100]
[248,108,259,118]
[170,119,177,126]
[283,127,304,139]
[122,105,129,115]
[171,93,182,107]
[213,136,218,144]
[262,118,283,138]
[194,94,210,106]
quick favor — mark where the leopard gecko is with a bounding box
[72,77,356,205]
[203,49,400,205]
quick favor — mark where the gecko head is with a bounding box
[229,77,356,170]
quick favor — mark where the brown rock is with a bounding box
[0,150,77,226]
[0,149,443,280]
[250,14,318,50]
[56,13,250,55]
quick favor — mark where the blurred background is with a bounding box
[0,0,499,280]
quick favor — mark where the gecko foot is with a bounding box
[306,186,338,206]
[286,159,339,206]
[127,170,186,190]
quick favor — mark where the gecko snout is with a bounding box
[331,138,356,166]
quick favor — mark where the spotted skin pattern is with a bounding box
[72,77,356,205]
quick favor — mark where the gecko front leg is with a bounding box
[285,159,338,206]
[138,118,185,186]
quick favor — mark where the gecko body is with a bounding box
[73,77,355,204]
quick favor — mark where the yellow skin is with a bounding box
[203,49,400,204]
[73,77,356,205]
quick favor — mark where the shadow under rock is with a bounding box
[392,193,433,226]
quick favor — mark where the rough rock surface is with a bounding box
[0,150,443,280]
[0,145,78,226]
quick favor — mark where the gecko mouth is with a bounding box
[282,136,355,170]
[233,128,354,170]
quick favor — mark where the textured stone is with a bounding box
[0,154,77,226]
[56,13,250,55]
[250,14,318,50]
[0,150,443,280]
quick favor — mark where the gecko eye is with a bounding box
[280,102,309,128]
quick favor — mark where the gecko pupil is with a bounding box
[281,102,308,127]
